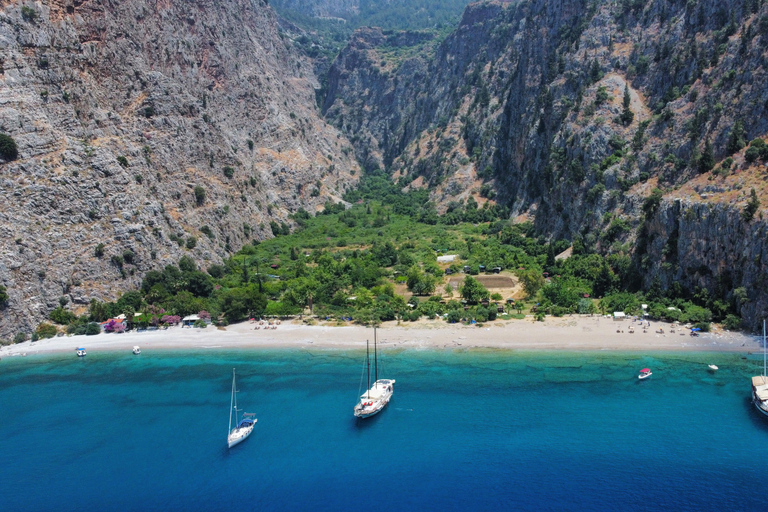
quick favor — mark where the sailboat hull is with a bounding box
[227,423,255,448]
[752,390,768,417]
[354,379,395,418]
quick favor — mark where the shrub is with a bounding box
[723,314,741,331]
[0,285,8,306]
[13,332,26,343]
[0,133,19,161]
[95,243,105,258]
[21,5,37,22]
[123,249,135,264]
[85,323,101,335]
[446,309,462,323]
[745,145,761,163]
[194,186,206,206]
[117,156,128,167]
[35,323,58,339]
[186,236,197,249]
[223,166,235,178]
[49,306,76,325]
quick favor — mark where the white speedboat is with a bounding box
[227,368,256,448]
[708,364,718,371]
[638,368,652,380]
[354,328,395,418]
[132,346,141,355]
[752,321,768,417]
[76,348,86,357]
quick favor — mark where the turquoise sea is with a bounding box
[2,348,767,511]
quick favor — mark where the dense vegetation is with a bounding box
[13,168,744,343]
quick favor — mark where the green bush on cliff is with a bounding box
[0,133,18,161]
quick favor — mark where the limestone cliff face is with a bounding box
[322,0,768,328]
[0,0,359,337]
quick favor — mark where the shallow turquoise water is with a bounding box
[1,349,767,511]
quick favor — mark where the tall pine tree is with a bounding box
[619,84,634,125]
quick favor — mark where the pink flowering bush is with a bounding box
[198,310,211,321]
[161,315,181,326]
[104,319,116,333]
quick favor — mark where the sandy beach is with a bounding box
[0,315,760,358]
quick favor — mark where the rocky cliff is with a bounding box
[0,0,359,337]
[321,0,768,328]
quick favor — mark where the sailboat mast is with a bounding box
[763,319,766,378]
[366,338,371,398]
[229,369,235,433]
[374,327,378,384]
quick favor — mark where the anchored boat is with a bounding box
[227,368,256,448]
[752,321,768,417]
[354,327,395,419]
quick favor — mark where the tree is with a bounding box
[0,133,18,161]
[179,255,197,272]
[742,187,760,222]
[698,139,714,173]
[619,84,634,125]
[220,286,267,322]
[517,268,544,298]
[186,271,213,297]
[642,188,664,217]
[726,120,747,155]
[592,260,616,297]
[371,241,398,267]
[0,285,8,307]
[460,275,489,304]
[589,59,603,83]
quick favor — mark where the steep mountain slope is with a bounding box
[0,0,358,337]
[321,0,768,328]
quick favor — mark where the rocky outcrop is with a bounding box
[321,0,768,328]
[0,0,359,338]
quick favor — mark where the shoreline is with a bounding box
[0,315,760,358]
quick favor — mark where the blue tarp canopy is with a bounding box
[691,327,701,332]
[237,418,254,428]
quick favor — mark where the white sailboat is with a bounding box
[227,368,256,448]
[354,327,395,419]
[752,320,768,417]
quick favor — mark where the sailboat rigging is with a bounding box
[227,368,256,448]
[354,327,395,418]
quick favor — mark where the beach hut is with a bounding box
[613,312,626,321]
[182,314,200,327]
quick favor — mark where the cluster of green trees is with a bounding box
[20,163,747,340]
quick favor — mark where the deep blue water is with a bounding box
[2,349,768,511]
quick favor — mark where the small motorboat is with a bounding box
[638,368,652,380]
[76,348,86,357]
[132,346,141,355]
[708,364,718,371]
